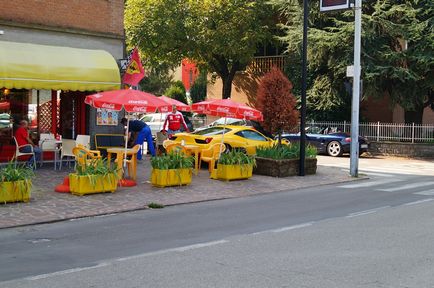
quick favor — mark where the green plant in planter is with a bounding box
[0,162,35,182]
[256,144,317,159]
[150,152,194,187]
[214,150,256,181]
[150,152,194,170]
[75,159,120,177]
[218,150,256,166]
[70,159,121,195]
[0,162,34,203]
[254,144,318,177]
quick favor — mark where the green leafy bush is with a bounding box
[151,152,194,170]
[165,81,187,104]
[256,144,317,159]
[218,150,256,166]
[0,162,34,182]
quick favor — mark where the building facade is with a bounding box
[0,0,125,161]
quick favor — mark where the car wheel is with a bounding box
[327,141,342,157]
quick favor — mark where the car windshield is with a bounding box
[193,127,231,136]
[210,118,245,126]
[141,115,153,122]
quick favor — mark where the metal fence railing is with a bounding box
[305,121,434,143]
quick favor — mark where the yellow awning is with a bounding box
[0,41,121,91]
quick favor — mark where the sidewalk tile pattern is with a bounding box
[0,159,356,229]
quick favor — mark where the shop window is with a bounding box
[0,88,32,144]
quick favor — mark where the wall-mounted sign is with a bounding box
[320,0,351,12]
[96,108,118,126]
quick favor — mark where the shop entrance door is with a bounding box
[59,92,87,139]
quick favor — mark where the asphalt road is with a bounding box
[1,157,434,287]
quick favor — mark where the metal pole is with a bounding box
[299,0,308,176]
[350,0,362,177]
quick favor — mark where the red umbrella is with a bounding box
[85,89,171,113]
[192,99,263,156]
[192,99,263,121]
[159,95,191,112]
[85,89,171,172]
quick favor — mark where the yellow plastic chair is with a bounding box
[165,143,190,156]
[162,140,175,149]
[72,146,101,168]
[125,144,140,180]
[199,143,226,173]
[76,143,101,157]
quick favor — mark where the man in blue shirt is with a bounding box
[121,118,155,159]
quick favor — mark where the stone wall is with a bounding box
[369,142,434,158]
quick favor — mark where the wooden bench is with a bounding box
[94,134,125,155]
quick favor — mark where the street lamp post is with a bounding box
[299,0,308,176]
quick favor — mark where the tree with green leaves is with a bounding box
[125,0,274,99]
[165,81,187,104]
[190,71,207,103]
[272,0,433,123]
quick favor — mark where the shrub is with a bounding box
[256,67,299,143]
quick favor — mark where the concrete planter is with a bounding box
[254,157,317,177]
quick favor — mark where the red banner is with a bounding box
[122,48,145,86]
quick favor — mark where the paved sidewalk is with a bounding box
[0,158,358,229]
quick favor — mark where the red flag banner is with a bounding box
[122,48,145,86]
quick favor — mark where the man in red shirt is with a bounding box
[15,120,42,168]
[163,105,190,135]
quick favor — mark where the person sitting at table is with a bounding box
[14,120,42,168]
[120,118,155,159]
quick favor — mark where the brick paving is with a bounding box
[0,158,358,229]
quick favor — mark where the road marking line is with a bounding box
[339,178,403,189]
[24,263,109,281]
[346,206,390,218]
[414,189,434,196]
[9,239,230,283]
[271,222,314,233]
[379,181,434,192]
[403,198,434,206]
[173,240,229,252]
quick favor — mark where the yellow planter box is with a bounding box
[69,173,118,196]
[151,168,192,188]
[216,164,253,181]
[0,180,32,203]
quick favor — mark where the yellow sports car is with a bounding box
[170,125,283,153]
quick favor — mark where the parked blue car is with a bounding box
[281,126,370,157]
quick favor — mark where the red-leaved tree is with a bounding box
[256,67,299,144]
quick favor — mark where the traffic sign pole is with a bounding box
[350,0,362,177]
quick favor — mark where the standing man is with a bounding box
[14,120,42,168]
[163,105,190,135]
[121,118,155,159]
